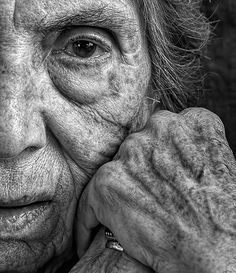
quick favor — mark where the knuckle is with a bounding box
[181,107,214,121]
[182,107,226,134]
[93,162,126,202]
[116,132,150,167]
[94,163,117,187]
[148,110,184,136]
[167,116,185,133]
[149,110,179,126]
[92,164,114,197]
[120,134,142,153]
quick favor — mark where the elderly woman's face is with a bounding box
[0,0,151,272]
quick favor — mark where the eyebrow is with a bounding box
[34,4,138,38]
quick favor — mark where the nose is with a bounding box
[0,63,47,159]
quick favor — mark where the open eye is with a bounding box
[67,40,96,58]
[52,27,112,61]
[64,39,106,59]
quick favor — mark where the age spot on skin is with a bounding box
[124,74,135,86]
[108,71,122,97]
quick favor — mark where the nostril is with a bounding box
[0,115,47,159]
[24,146,40,153]
[0,132,43,159]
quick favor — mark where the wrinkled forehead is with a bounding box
[4,0,140,35]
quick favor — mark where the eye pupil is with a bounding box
[72,40,97,58]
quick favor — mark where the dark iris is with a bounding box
[72,40,97,58]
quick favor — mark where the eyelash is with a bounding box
[51,29,113,66]
[66,34,111,51]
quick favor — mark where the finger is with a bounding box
[180,107,227,143]
[76,162,127,259]
[76,162,181,272]
[75,185,100,258]
[72,228,154,273]
[172,125,205,179]
[71,228,106,273]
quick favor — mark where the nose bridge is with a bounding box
[0,71,26,152]
[0,43,46,158]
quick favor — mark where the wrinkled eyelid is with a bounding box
[65,37,111,52]
[53,27,114,50]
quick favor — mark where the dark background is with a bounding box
[201,0,236,155]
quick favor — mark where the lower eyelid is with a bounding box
[50,50,112,69]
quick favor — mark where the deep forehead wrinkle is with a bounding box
[14,0,139,38]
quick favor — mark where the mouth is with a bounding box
[0,200,54,238]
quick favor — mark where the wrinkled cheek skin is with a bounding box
[106,60,152,130]
[42,49,152,176]
[29,51,151,272]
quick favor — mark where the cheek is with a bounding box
[40,54,151,175]
[98,59,151,126]
[48,50,151,111]
[48,58,111,104]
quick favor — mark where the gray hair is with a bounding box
[137,0,210,112]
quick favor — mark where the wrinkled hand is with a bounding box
[70,228,153,273]
[75,108,236,273]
